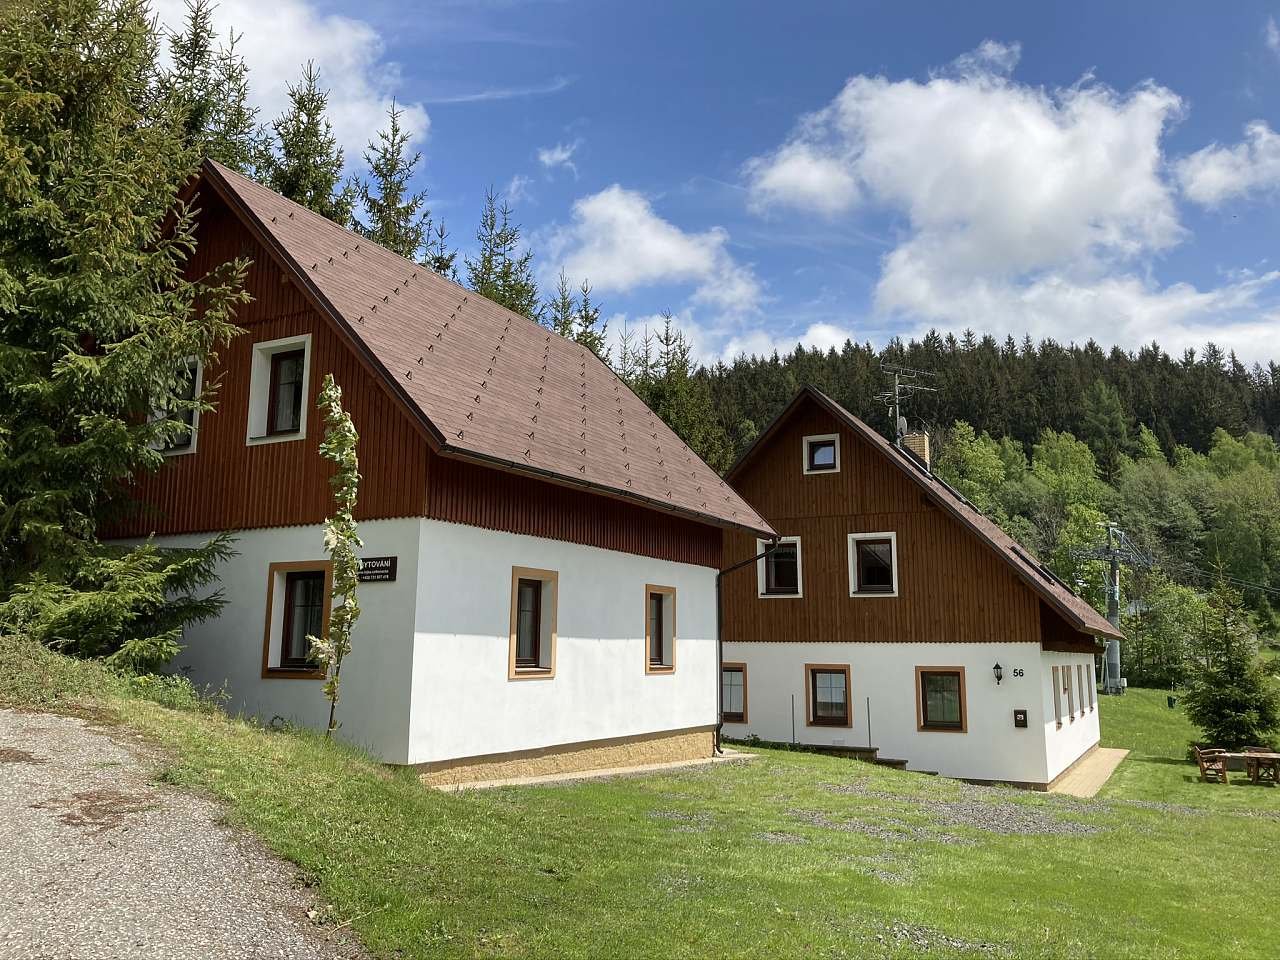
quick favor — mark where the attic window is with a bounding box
[803,434,840,474]
[758,537,802,598]
[247,334,312,446]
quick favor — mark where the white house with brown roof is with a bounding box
[718,387,1122,788]
[118,161,773,784]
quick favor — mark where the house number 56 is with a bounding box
[1012,668,1025,678]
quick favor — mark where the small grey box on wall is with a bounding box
[1013,709,1028,728]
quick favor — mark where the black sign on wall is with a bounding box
[1013,708,1028,729]
[357,556,397,582]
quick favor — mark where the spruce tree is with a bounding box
[545,270,578,340]
[574,278,608,360]
[266,61,355,225]
[465,189,541,321]
[0,0,248,667]
[355,103,429,260]
[424,221,458,279]
[161,0,267,174]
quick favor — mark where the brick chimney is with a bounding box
[901,431,930,470]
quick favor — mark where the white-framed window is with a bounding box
[246,333,312,446]
[1052,665,1063,728]
[509,566,558,679]
[802,433,840,474]
[847,532,898,597]
[757,537,803,598]
[645,584,676,673]
[152,356,203,456]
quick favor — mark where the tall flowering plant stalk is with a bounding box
[309,374,362,738]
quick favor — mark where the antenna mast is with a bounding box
[876,362,937,442]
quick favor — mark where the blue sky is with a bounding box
[158,1,1280,363]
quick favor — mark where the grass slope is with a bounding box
[4,638,1278,959]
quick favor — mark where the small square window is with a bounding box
[509,567,557,678]
[849,532,898,596]
[806,664,851,727]
[917,668,966,732]
[722,663,747,723]
[803,434,840,474]
[645,585,676,673]
[758,537,802,598]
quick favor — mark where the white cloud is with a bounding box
[537,140,581,178]
[1176,121,1280,207]
[546,185,762,314]
[1267,16,1280,56]
[151,0,428,164]
[742,41,1280,359]
[505,173,533,204]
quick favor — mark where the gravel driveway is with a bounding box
[0,708,367,960]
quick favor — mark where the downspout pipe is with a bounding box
[715,538,779,754]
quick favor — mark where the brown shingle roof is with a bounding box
[727,386,1123,640]
[202,160,772,538]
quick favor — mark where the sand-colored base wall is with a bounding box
[417,726,715,786]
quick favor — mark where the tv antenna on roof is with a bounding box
[876,362,936,442]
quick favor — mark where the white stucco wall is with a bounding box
[1042,650,1101,782]
[722,641,1071,784]
[407,518,718,765]
[154,519,422,762]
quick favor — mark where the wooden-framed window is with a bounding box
[915,666,967,732]
[721,662,747,724]
[1064,663,1075,721]
[757,536,802,598]
[246,334,311,446]
[802,433,840,474]
[509,566,557,679]
[1052,665,1063,728]
[805,663,851,727]
[267,349,305,435]
[848,532,898,597]
[261,560,332,679]
[645,584,676,673]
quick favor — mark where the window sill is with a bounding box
[807,718,852,728]
[918,724,967,733]
[849,590,898,599]
[510,666,555,681]
[247,431,305,447]
[758,591,803,599]
[722,714,746,724]
[262,666,325,680]
[646,663,675,675]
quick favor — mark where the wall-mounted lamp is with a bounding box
[993,662,1004,685]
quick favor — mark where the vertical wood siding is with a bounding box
[721,396,1043,644]
[112,191,722,568]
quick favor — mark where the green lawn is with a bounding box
[1099,685,1278,810]
[4,638,1279,959]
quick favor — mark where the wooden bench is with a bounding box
[1194,747,1230,784]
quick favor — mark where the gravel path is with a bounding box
[0,708,367,960]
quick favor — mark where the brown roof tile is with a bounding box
[202,161,772,537]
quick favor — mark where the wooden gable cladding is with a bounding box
[113,194,433,536]
[1039,601,1104,653]
[113,190,723,568]
[422,452,721,567]
[721,395,1042,644]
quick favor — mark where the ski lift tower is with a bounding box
[1072,523,1152,695]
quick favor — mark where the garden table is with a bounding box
[1225,752,1280,785]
